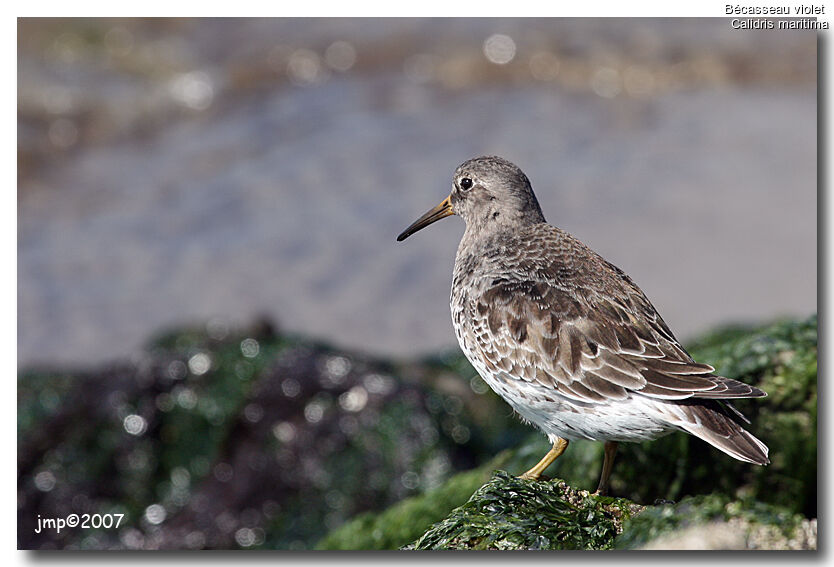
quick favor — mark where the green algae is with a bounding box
[408,470,640,550]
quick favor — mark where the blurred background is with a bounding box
[18,18,816,368]
[18,18,816,550]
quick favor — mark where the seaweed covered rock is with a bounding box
[616,494,816,550]
[17,320,519,550]
[403,478,816,550]
[407,471,640,550]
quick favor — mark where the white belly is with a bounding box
[467,353,674,443]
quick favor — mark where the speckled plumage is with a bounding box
[398,156,768,492]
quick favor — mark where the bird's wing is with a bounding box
[469,279,764,404]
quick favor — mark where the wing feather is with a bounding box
[469,278,765,405]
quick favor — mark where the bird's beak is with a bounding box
[396,195,454,241]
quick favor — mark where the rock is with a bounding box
[406,470,641,550]
[634,519,817,551]
[322,471,816,551]
[616,494,816,550]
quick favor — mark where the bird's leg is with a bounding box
[520,437,569,480]
[594,441,619,496]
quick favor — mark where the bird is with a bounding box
[396,155,768,496]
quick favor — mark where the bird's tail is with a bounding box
[673,400,770,465]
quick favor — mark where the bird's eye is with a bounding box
[459,177,473,191]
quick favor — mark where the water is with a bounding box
[18,18,817,367]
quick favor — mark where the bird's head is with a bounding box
[396,156,545,242]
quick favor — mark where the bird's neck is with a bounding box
[459,209,544,251]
